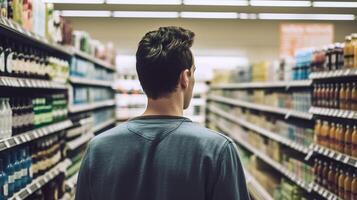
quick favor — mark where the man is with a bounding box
[75,26,250,200]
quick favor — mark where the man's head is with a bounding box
[136,26,195,109]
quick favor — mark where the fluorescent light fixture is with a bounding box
[60,10,111,17]
[250,0,311,7]
[113,11,179,18]
[258,13,355,20]
[183,0,248,6]
[45,0,104,3]
[181,12,238,19]
[313,1,357,8]
[106,0,181,5]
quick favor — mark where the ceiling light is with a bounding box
[45,0,104,3]
[183,0,248,6]
[60,10,111,17]
[106,0,181,5]
[250,0,311,7]
[113,11,179,18]
[181,12,238,19]
[258,13,355,20]
[313,1,357,8]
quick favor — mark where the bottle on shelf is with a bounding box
[334,83,340,109]
[345,125,353,156]
[328,163,335,192]
[0,40,5,75]
[352,171,357,200]
[340,83,347,110]
[339,167,346,198]
[352,126,357,158]
[330,123,336,151]
[352,34,357,69]
[335,164,340,195]
[5,154,14,198]
[336,124,345,153]
[0,158,8,200]
[345,169,352,200]
[13,151,21,193]
[344,35,353,69]
[346,83,352,110]
[322,160,329,188]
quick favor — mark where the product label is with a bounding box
[6,52,13,73]
[8,175,14,183]
[3,183,8,197]
[0,52,5,72]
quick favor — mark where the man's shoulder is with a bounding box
[88,123,130,148]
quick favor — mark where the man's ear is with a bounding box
[179,69,190,89]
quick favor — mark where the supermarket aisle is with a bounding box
[206,34,357,200]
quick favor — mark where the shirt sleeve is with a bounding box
[211,141,250,200]
[75,145,92,200]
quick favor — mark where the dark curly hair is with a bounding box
[136,26,195,99]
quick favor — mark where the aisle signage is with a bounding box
[280,23,334,58]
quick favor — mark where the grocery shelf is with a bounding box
[208,104,311,154]
[9,159,72,200]
[67,132,94,150]
[66,172,79,190]
[309,69,357,79]
[69,100,115,113]
[92,119,116,133]
[71,47,115,71]
[309,107,357,120]
[312,144,357,169]
[0,76,68,89]
[214,121,313,193]
[0,17,72,56]
[208,95,313,120]
[69,77,113,88]
[312,183,342,200]
[66,124,92,138]
[244,169,274,200]
[0,120,73,152]
[211,80,312,90]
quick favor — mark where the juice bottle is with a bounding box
[328,163,335,191]
[314,159,320,183]
[352,33,357,69]
[315,120,322,145]
[345,125,353,156]
[337,124,346,153]
[322,121,330,148]
[352,82,357,111]
[313,84,318,106]
[340,83,346,110]
[352,126,357,158]
[339,167,347,198]
[323,161,329,187]
[347,83,352,110]
[345,169,352,200]
[318,159,323,185]
[334,83,340,109]
[329,84,334,108]
[317,84,322,107]
[335,165,341,195]
[344,35,352,69]
[330,123,336,150]
[352,171,357,200]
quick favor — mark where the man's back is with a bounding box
[75,116,249,200]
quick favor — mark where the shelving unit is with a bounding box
[208,95,313,120]
[0,76,69,89]
[69,77,113,88]
[244,169,274,200]
[213,120,313,193]
[9,159,72,200]
[312,144,357,168]
[208,105,311,155]
[70,47,115,71]
[211,80,312,90]
[68,100,115,113]
[309,69,357,79]
[67,132,94,150]
[0,120,73,152]
[309,107,357,120]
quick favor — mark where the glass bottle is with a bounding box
[352,126,357,158]
[345,125,353,156]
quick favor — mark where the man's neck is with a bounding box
[143,94,183,117]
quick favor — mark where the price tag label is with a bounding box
[323,148,330,156]
[20,135,26,142]
[343,156,349,163]
[323,190,328,197]
[329,151,335,158]
[25,134,31,141]
[318,147,324,154]
[343,111,349,118]
[340,155,346,162]
[349,111,355,119]
[13,137,19,144]
[344,69,351,76]
[336,154,342,160]
[35,181,41,188]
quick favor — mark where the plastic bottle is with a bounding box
[26,147,32,184]
[352,171,357,200]
[330,123,336,150]
[344,169,352,200]
[344,35,352,69]
[19,149,26,188]
[0,158,8,200]
[13,152,21,192]
[5,154,14,198]
[352,126,357,158]
[339,167,346,198]
[0,99,5,140]
[352,34,357,69]
[345,125,353,156]
[4,98,12,138]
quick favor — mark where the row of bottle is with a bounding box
[0,148,32,199]
[73,87,114,105]
[0,40,69,82]
[313,82,357,110]
[314,159,357,200]
[70,57,114,81]
[0,135,62,199]
[315,120,357,157]
[27,172,66,200]
[0,94,68,140]
[311,33,357,73]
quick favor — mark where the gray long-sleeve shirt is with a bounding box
[75,116,249,200]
